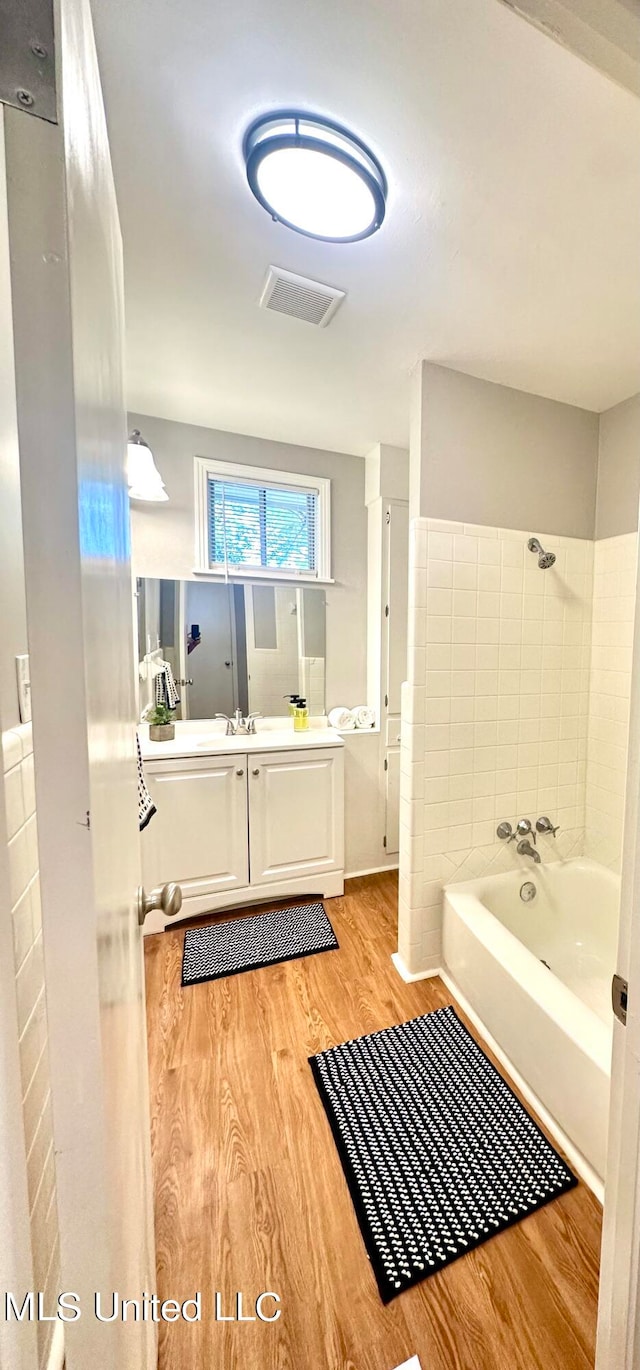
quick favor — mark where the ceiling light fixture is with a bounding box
[127,430,168,502]
[244,111,387,243]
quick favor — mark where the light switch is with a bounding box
[15,655,31,723]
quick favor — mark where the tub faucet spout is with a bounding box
[517,839,541,864]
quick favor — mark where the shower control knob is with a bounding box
[496,821,514,842]
[536,816,560,837]
[516,818,532,837]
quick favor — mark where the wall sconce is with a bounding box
[127,429,168,502]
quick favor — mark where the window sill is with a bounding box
[191,568,335,585]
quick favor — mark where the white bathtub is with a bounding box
[443,857,618,1183]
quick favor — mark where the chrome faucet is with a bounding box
[215,713,235,736]
[232,709,262,735]
[216,710,262,736]
[517,838,541,864]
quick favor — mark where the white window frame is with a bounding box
[194,457,332,582]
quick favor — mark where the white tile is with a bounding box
[2,729,22,774]
[427,560,452,590]
[453,562,477,590]
[427,531,453,560]
[454,535,478,563]
[4,764,25,840]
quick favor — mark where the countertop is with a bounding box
[139,720,345,761]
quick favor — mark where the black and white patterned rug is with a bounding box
[182,900,338,987]
[309,1004,577,1302]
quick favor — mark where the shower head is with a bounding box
[527,537,556,569]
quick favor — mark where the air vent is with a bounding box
[259,266,346,327]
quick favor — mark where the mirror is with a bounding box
[136,578,326,720]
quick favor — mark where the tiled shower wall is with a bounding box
[399,518,593,975]
[585,532,638,872]
[2,723,60,1368]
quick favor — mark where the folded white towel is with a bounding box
[353,705,375,729]
[328,706,355,731]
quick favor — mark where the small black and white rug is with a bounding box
[181,900,338,987]
[309,1004,577,1303]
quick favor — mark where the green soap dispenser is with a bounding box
[294,698,309,732]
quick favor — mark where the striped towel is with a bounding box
[137,733,156,832]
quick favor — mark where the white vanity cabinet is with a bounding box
[248,747,344,886]
[142,755,250,903]
[141,731,345,931]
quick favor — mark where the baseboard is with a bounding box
[46,1320,64,1370]
[391,951,440,983]
[346,864,399,880]
[439,968,604,1202]
[144,870,345,933]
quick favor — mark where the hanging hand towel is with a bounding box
[154,660,180,710]
[137,732,156,832]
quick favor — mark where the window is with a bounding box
[195,458,331,580]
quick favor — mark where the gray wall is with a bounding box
[411,362,599,538]
[595,392,640,539]
[128,413,368,713]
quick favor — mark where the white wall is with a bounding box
[0,111,60,1370]
[129,413,368,713]
[411,362,599,538]
[0,114,27,730]
[2,724,60,1369]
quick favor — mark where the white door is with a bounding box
[142,756,249,923]
[249,747,344,884]
[385,501,409,716]
[596,538,640,1369]
[3,3,156,1366]
[384,748,401,856]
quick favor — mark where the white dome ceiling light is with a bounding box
[127,430,168,502]
[244,112,387,244]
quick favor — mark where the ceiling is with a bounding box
[92,0,640,457]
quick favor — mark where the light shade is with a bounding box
[127,430,168,502]
[244,112,387,244]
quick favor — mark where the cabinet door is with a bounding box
[249,747,344,885]
[142,755,249,898]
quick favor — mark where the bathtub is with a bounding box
[442,857,618,1184]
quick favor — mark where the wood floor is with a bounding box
[144,872,602,1370]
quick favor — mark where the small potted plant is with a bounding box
[147,704,176,742]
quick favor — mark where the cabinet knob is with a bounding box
[236,768,244,777]
[252,768,260,776]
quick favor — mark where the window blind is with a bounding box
[207,475,317,574]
